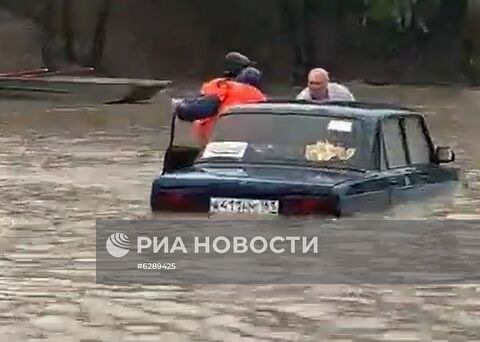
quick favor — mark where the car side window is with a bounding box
[382,118,407,168]
[404,117,431,164]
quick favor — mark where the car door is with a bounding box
[162,114,202,174]
[402,115,458,198]
[381,116,416,205]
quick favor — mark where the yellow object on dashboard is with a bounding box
[305,140,356,161]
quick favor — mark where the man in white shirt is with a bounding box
[296,68,355,102]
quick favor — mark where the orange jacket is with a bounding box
[193,78,266,145]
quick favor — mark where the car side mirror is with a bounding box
[435,146,455,164]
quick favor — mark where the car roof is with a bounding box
[222,99,422,121]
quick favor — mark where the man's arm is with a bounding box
[296,88,310,100]
[175,95,221,122]
[329,83,355,101]
[342,86,355,101]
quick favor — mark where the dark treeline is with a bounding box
[0,0,480,85]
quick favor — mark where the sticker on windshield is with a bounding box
[305,140,356,162]
[327,120,352,132]
[201,141,248,159]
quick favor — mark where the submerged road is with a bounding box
[1,84,480,341]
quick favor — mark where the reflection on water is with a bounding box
[1,85,480,340]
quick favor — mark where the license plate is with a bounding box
[209,197,279,215]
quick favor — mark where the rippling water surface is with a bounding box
[1,85,480,341]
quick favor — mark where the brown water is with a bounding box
[1,85,480,341]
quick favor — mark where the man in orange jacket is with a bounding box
[176,66,267,145]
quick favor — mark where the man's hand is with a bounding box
[171,98,184,110]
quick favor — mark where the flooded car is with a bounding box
[151,100,460,216]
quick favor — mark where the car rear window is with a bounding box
[197,113,375,170]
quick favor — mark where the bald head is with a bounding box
[309,68,329,81]
[307,68,329,100]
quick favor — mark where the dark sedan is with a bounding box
[150,100,459,216]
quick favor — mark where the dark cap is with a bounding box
[224,51,256,77]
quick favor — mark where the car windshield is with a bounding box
[195,112,375,170]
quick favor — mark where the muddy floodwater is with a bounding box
[1,84,480,341]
